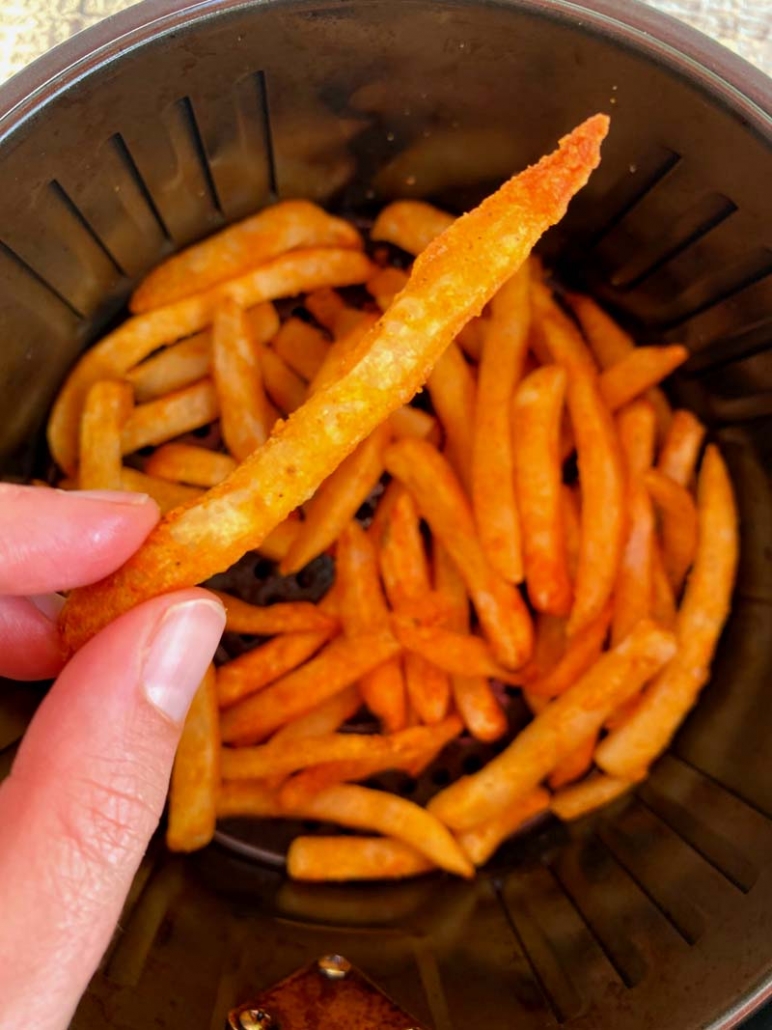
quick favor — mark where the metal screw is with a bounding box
[317,954,351,980]
[238,1009,275,1030]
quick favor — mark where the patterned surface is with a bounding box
[0,0,770,88]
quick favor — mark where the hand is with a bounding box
[0,485,226,1030]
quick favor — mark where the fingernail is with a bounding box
[67,489,152,505]
[29,593,66,620]
[141,599,226,723]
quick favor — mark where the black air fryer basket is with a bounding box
[1,1,771,1027]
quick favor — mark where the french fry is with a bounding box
[220,628,401,745]
[391,615,521,683]
[384,437,533,669]
[78,380,133,491]
[217,628,334,709]
[127,331,211,402]
[512,365,572,615]
[426,341,477,489]
[645,468,699,592]
[429,619,675,831]
[120,379,219,455]
[389,405,436,440]
[144,443,237,488]
[551,773,638,821]
[526,612,568,683]
[287,836,434,881]
[61,115,610,648]
[366,267,409,311]
[307,310,380,395]
[599,345,689,413]
[211,591,338,636]
[166,664,220,851]
[259,346,308,414]
[269,686,362,746]
[119,468,202,513]
[367,479,402,550]
[530,278,598,378]
[304,287,354,335]
[371,200,455,255]
[280,421,391,575]
[471,267,530,583]
[456,316,488,362]
[456,788,550,866]
[216,780,283,819]
[336,521,407,732]
[651,541,678,629]
[255,514,301,562]
[548,732,597,790]
[596,446,738,779]
[271,317,330,380]
[282,783,474,877]
[657,409,706,486]
[526,603,611,698]
[561,485,582,584]
[131,199,363,312]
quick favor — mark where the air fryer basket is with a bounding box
[1,0,771,1027]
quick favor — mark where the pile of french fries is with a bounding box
[42,115,738,882]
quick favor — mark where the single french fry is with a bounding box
[530,278,598,378]
[525,612,568,683]
[368,479,402,551]
[471,267,530,583]
[651,541,678,629]
[597,446,738,779]
[269,686,362,747]
[217,628,334,709]
[391,615,521,684]
[283,783,473,877]
[599,345,689,413]
[384,437,533,669]
[366,267,409,311]
[166,664,220,852]
[216,780,283,819]
[145,443,237,487]
[645,468,699,592]
[429,619,675,831]
[548,732,597,790]
[389,405,436,440]
[371,200,455,256]
[280,421,391,575]
[551,773,638,821]
[456,788,550,866]
[61,116,610,648]
[131,199,363,312]
[288,836,434,881]
[657,409,706,486]
[526,604,611,698]
[78,380,134,491]
[220,628,401,744]
[426,341,477,489]
[259,345,307,415]
[307,310,380,396]
[119,468,202,513]
[304,288,352,335]
[271,317,330,381]
[256,514,301,562]
[120,379,219,454]
[512,365,572,615]
[127,331,211,402]
[211,591,338,636]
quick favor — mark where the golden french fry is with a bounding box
[596,446,738,779]
[645,468,699,592]
[144,443,237,488]
[548,732,597,790]
[551,773,638,821]
[216,780,282,819]
[530,278,598,377]
[657,409,706,486]
[651,541,678,629]
[366,267,409,311]
[456,788,550,866]
[166,664,220,851]
[120,379,219,455]
[119,468,202,513]
[217,628,334,709]
[371,200,455,255]
[60,116,610,649]
[391,615,520,683]
[426,341,477,489]
[271,317,330,381]
[131,199,363,312]
[255,514,301,562]
[287,836,434,881]
[527,611,568,683]
[259,346,307,415]
[78,380,133,491]
[211,590,338,636]
[526,604,611,698]
[471,268,530,583]
[599,345,689,413]
[429,619,675,831]
[389,405,436,441]
[304,287,355,335]
[268,686,362,748]
[307,311,380,396]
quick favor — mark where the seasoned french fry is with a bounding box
[120,379,219,455]
[456,788,550,866]
[167,664,220,852]
[216,780,283,819]
[551,773,638,821]
[371,200,455,256]
[287,836,434,881]
[280,421,391,575]
[119,468,202,513]
[548,732,597,790]
[259,346,307,414]
[471,267,530,583]
[307,311,380,396]
[426,341,477,489]
[384,437,533,669]
[391,615,521,683]
[131,199,363,312]
[61,115,610,648]
[255,514,301,562]
[596,446,738,779]
[127,331,211,402]
[526,612,568,683]
[78,380,133,491]
[217,628,334,709]
[211,591,338,636]
[145,443,237,487]
[657,409,706,486]
[599,345,689,413]
[220,628,401,744]
[429,619,675,831]
[526,603,611,698]
[269,686,362,746]
[366,267,409,311]
[645,468,699,592]
[271,317,330,380]
[512,365,572,615]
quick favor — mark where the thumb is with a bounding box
[0,588,225,1030]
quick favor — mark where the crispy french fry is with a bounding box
[217,628,334,709]
[259,346,307,414]
[167,664,220,851]
[283,783,473,877]
[119,468,202,513]
[287,836,434,881]
[127,331,211,402]
[512,365,572,615]
[144,443,237,487]
[384,437,533,669]
[426,341,477,489]
[78,380,133,491]
[391,615,521,683]
[132,200,363,313]
[371,200,455,256]
[220,629,401,744]
[269,686,362,746]
[456,788,550,866]
[526,603,611,698]
[389,405,436,440]
[307,311,380,395]
[657,409,706,486]
[471,267,530,583]
[216,780,283,819]
[651,541,678,629]
[255,514,301,562]
[548,732,597,790]
[211,591,338,636]
[599,345,689,413]
[120,379,219,454]
[61,116,610,648]
[551,773,638,821]
[596,446,738,779]
[280,421,391,575]
[271,317,330,381]
[645,468,699,592]
[304,288,353,334]
[429,619,675,831]
[366,267,409,311]
[530,278,598,378]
